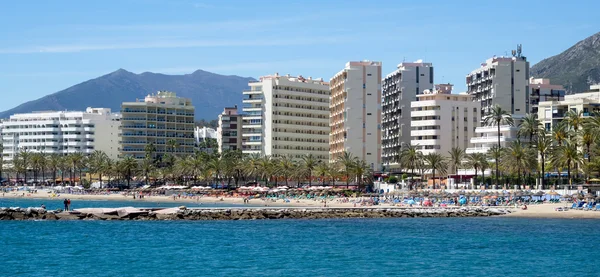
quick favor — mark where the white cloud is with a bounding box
[0,36,351,54]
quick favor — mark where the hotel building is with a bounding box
[538,84,600,132]
[381,61,434,168]
[194,126,217,144]
[120,91,195,160]
[217,106,242,153]
[411,85,480,157]
[466,53,529,117]
[330,61,381,169]
[242,74,330,161]
[1,107,121,162]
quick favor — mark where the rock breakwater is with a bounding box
[0,207,511,221]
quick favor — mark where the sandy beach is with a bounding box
[3,190,600,218]
[0,189,357,208]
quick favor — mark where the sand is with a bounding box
[501,203,600,219]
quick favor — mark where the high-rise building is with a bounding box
[381,61,434,168]
[120,91,195,160]
[330,61,381,169]
[466,50,529,117]
[411,85,480,158]
[242,74,330,161]
[529,77,565,115]
[217,106,242,153]
[1,107,121,162]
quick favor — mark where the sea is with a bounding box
[1,199,600,276]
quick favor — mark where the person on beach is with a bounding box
[63,199,68,211]
[67,199,71,211]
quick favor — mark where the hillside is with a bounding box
[531,31,600,93]
[0,69,254,120]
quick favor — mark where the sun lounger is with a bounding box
[571,203,577,209]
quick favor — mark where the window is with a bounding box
[473,108,477,112]
[367,73,372,76]
[367,113,372,115]
[367,133,371,135]
[367,93,372,95]
[367,153,372,155]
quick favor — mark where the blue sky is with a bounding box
[1,0,599,112]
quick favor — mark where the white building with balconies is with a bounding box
[410,85,480,158]
[382,60,433,168]
[1,107,121,162]
[242,73,330,161]
[465,123,522,154]
[538,84,600,133]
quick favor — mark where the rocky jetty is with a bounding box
[0,207,511,221]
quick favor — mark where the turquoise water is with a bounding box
[0,198,243,210]
[1,218,600,276]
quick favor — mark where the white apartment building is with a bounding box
[529,77,566,115]
[1,107,121,162]
[194,126,217,144]
[242,74,330,161]
[330,61,381,169]
[382,60,434,167]
[217,106,242,153]
[120,91,195,160]
[466,53,529,117]
[538,85,600,132]
[411,85,480,158]
[465,124,522,154]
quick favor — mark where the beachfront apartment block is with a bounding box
[465,115,524,154]
[120,91,195,160]
[529,77,566,115]
[1,107,121,162]
[537,84,600,133]
[330,61,381,169]
[241,74,330,161]
[217,106,242,153]
[381,61,434,168]
[466,54,529,117]
[411,85,480,157]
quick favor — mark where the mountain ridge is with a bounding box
[0,69,255,120]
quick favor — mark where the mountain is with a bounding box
[531,31,600,94]
[0,69,254,120]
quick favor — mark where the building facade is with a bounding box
[194,126,217,144]
[1,107,121,162]
[465,124,522,154]
[411,85,480,157]
[330,61,381,169]
[217,106,242,153]
[529,77,566,115]
[466,54,529,117]
[242,74,330,161]
[381,61,434,167]
[120,91,195,160]
[538,85,600,133]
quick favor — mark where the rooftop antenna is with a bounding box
[516,44,522,58]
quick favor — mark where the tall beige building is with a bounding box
[242,74,330,161]
[330,61,382,170]
[120,91,195,160]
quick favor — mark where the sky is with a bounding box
[1,0,599,111]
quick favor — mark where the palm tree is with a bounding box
[424,153,448,189]
[337,151,357,188]
[328,163,339,187]
[466,153,484,189]
[502,140,529,189]
[551,139,584,189]
[166,139,179,154]
[120,156,138,188]
[257,155,274,186]
[207,153,224,185]
[399,143,421,190]
[300,154,318,186]
[582,125,595,163]
[58,155,70,185]
[276,155,295,187]
[315,162,330,186]
[89,150,109,186]
[12,152,25,183]
[0,143,3,182]
[243,153,262,184]
[536,129,552,189]
[144,142,156,160]
[483,105,514,187]
[30,153,43,184]
[47,154,62,186]
[552,120,568,146]
[518,113,541,145]
[67,153,85,185]
[18,149,31,184]
[448,147,464,186]
[353,159,372,191]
